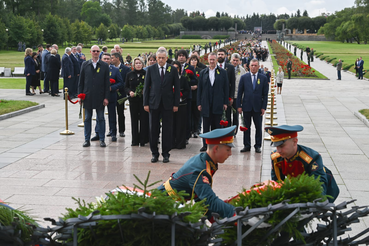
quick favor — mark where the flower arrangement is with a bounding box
[77,93,86,119]
[220,109,228,127]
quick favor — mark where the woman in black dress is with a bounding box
[31,52,43,94]
[125,57,149,146]
[189,54,202,138]
[171,61,190,149]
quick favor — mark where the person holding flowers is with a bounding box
[78,45,110,148]
[125,57,149,147]
[189,54,202,138]
[197,52,229,152]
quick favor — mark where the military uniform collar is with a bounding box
[285,145,301,162]
[203,152,218,173]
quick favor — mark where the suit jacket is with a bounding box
[24,56,35,76]
[41,50,49,72]
[360,60,364,69]
[61,54,73,78]
[224,63,235,99]
[237,73,269,112]
[143,64,180,110]
[47,55,61,81]
[118,63,131,98]
[70,53,80,76]
[197,66,229,117]
[78,60,110,110]
[109,65,123,103]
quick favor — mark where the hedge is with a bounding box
[212,35,230,39]
[181,35,202,39]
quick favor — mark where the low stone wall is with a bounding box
[180,31,236,39]
[285,34,331,41]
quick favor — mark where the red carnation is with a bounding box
[240,126,248,131]
[220,120,225,126]
[110,78,116,84]
[313,70,315,72]
[229,97,232,101]
[180,92,183,97]
[78,93,86,100]
[196,74,200,77]
[186,69,194,76]
[224,120,228,126]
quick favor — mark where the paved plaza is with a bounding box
[1,42,369,236]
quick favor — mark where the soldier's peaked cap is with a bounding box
[265,125,303,147]
[200,125,236,148]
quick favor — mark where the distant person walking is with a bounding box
[336,59,342,80]
[276,66,284,94]
[287,58,292,79]
[358,57,364,80]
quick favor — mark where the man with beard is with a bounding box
[217,48,235,127]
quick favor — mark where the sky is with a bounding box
[162,0,356,18]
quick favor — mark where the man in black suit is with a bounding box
[197,52,229,152]
[143,47,180,163]
[111,52,131,137]
[237,59,269,153]
[70,46,80,98]
[78,45,110,148]
[61,47,74,99]
[217,48,235,127]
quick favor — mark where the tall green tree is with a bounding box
[0,20,8,49]
[303,10,309,17]
[8,15,30,46]
[123,0,138,25]
[274,19,286,30]
[96,23,108,40]
[42,14,60,44]
[219,16,234,30]
[208,17,220,31]
[121,24,135,41]
[26,19,43,46]
[180,16,194,30]
[287,17,299,31]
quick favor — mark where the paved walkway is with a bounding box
[1,42,369,236]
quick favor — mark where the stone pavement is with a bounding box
[1,42,369,237]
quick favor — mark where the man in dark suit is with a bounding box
[61,47,74,99]
[358,57,364,80]
[143,47,180,163]
[217,48,235,128]
[70,46,80,98]
[287,58,292,79]
[197,52,229,152]
[76,45,86,67]
[41,44,51,93]
[78,45,110,148]
[111,52,131,137]
[176,49,197,142]
[91,53,123,142]
[237,59,269,153]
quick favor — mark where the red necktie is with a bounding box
[220,64,223,68]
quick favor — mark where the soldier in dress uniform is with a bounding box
[265,125,339,203]
[158,126,237,219]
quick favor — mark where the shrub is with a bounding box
[326,57,336,63]
[320,55,327,60]
[343,63,354,70]
[181,35,201,39]
[213,35,229,39]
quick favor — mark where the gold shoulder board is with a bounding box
[271,152,281,160]
[299,151,313,164]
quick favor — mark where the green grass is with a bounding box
[289,41,369,78]
[0,99,38,115]
[0,78,63,89]
[0,39,220,71]
[359,109,369,120]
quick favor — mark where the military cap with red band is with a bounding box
[200,125,236,148]
[264,125,303,147]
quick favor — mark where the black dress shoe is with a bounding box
[91,135,100,141]
[120,132,125,137]
[163,156,170,163]
[100,140,106,147]
[255,147,262,153]
[83,141,90,147]
[112,136,117,142]
[200,146,207,152]
[107,132,112,137]
[193,132,198,138]
[151,156,158,163]
[131,143,139,146]
[26,93,34,96]
[140,143,145,147]
[186,140,189,145]
[240,147,251,153]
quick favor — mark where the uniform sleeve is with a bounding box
[306,155,328,196]
[190,172,234,218]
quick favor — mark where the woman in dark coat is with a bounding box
[31,52,43,94]
[24,48,35,95]
[47,49,61,97]
[172,60,190,149]
[189,55,202,138]
[125,57,149,146]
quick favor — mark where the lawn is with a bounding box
[0,78,63,89]
[0,39,221,71]
[289,41,369,77]
[0,99,38,115]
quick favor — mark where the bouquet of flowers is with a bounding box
[240,113,248,132]
[220,109,228,127]
[117,82,144,105]
[183,69,194,82]
[77,93,86,119]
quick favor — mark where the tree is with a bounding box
[180,16,194,30]
[312,16,327,32]
[287,17,299,31]
[0,20,8,49]
[219,16,233,30]
[233,18,246,30]
[122,24,135,41]
[108,23,120,39]
[123,0,138,25]
[303,10,309,17]
[147,0,171,27]
[298,16,313,31]
[216,12,220,18]
[8,15,30,47]
[193,16,207,31]
[296,9,301,17]
[172,9,187,23]
[42,14,60,44]
[352,13,369,43]
[274,19,286,30]
[277,14,290,19]
[81,1,102,27]
[208,17,220,31]
[96,23,108,41]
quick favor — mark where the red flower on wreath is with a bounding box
[77,93,86,100]
[110,78,116,84]
[186,69,194,76]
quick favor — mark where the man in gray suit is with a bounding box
[61,47,74,99]
[143,47,180,163]
[78,45,110,148]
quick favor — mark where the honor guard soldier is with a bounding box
[158,126,237,219]
[265,125,339,203]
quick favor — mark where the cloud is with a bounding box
[204,9,217,17]
[275,7,292,16]
[310,0,325,5]
[309,8,329,17]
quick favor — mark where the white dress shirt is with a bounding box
[209,67,216,86]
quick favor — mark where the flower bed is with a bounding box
[270,41,320,78]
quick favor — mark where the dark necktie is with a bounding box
[220,63,222,68]
[253,74,256,90]
[160,67,164,82]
